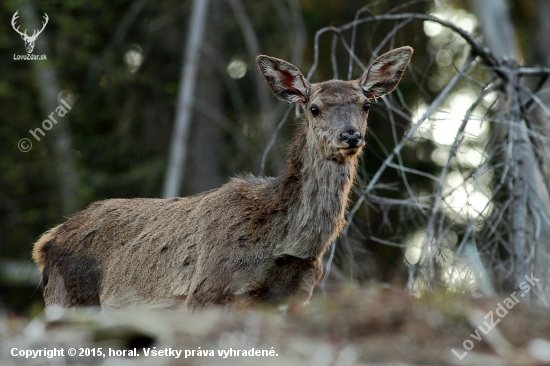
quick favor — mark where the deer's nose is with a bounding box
[340,126,362,148]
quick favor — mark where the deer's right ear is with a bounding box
[359,46,413,99]
[256,55,310,104]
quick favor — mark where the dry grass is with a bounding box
[3,284,550,365]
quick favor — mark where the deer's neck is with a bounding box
[275,126,357,259]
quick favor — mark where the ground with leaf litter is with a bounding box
[2,284,550,365]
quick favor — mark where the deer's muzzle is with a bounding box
[340,126,363,148]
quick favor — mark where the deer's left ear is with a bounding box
[257,55,311,104]
[359,46,413,99]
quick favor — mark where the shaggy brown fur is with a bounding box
[33,47,413,311]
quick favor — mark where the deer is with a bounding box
[11,10,49,54]
[33,47,413,311]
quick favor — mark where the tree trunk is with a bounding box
[19,2,80,216]
[185,0,225,195]
[162,0,210,198]
[471,0,550,299]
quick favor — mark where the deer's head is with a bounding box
[11,11,49,54]
[257,47,413,163]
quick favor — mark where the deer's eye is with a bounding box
[363,102,370,112]
[310,105,320,117]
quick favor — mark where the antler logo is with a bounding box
[11,10,49,54]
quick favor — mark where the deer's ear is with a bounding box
[256,55,310,104]
[358,46,413,99]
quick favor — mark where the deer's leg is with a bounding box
[287,259,323,313]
